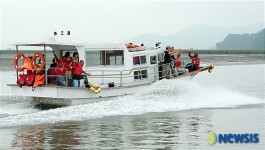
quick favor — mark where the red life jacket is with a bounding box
[190,56,201,70]
[55,59,66,76]
[175,58,182,68]
[17,74,27,87]
[26,74,35,86]
[73,62,83,75]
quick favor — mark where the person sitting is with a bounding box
[175,53,189,75]
[186,48,201,72]
[72,60,91,87]
[55,56,67,86]
[47,60,57,84]
[53,51,67,86]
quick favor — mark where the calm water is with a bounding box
[0,53,264,149]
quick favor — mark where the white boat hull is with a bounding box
[8,83,152,99]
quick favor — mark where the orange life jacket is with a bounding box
[33,74,45,88]
[23,57,33,70]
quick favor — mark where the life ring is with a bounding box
[32,52,45,73]
[13,53,25,72]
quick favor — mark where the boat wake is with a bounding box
[0,79,263,128]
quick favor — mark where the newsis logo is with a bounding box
[207,131,259,145]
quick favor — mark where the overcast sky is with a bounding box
[0,0,264,49]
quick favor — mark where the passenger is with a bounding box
[72,52,79,63]
[47,60,57,84]
[168,46,177,62]
[162,46,171,79]
[51,57,57,67]
[64,51,72,60]
[168,46,178,75]
[71,52,79,70]
[53,51,66,86]
[186,48,201,72]
[56,56,67,86]
[72,60,91,87]
[175,53,189,75]
[64,51,73,86]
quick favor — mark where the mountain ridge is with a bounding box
[216,29,265,50]
[124,23,264,49]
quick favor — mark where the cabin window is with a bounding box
[150,55,157,64]
[86,51,101,66]
[106,50,124,65]
[86,50,124,66]
[140,55,146,64]
[133,55,146,65]
[157,53,164,63]
[141,70,147,78]
[134,71,140,79]
[133,56,140,65]
[134,69,148,80]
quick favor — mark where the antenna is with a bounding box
[155,41,161,48]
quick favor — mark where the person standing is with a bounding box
[162,46,172,79]
[63,51,73,86]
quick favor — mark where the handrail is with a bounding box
[86,65,162,86]
[47,67,68,85]
[47,63,173,87]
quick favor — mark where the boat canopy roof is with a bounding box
[12,41,86,51]
[12,34,87,50]
[85,42,126,50]
[13,41,86,47]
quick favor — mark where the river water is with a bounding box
[0,53,264,149]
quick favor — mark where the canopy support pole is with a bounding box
[16,45,18,80]
[44,44,48,85]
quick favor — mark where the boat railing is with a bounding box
[157,63,175,79]
[46,63,175,87]
[121,66,158,86]
[86,65,159,87]
[46,67,68,85]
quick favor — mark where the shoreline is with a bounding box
[1,49,265,54]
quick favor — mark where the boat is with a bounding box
[7,31,214,106]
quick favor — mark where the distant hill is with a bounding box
[124,23,264,49]
[216,29,265,50]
